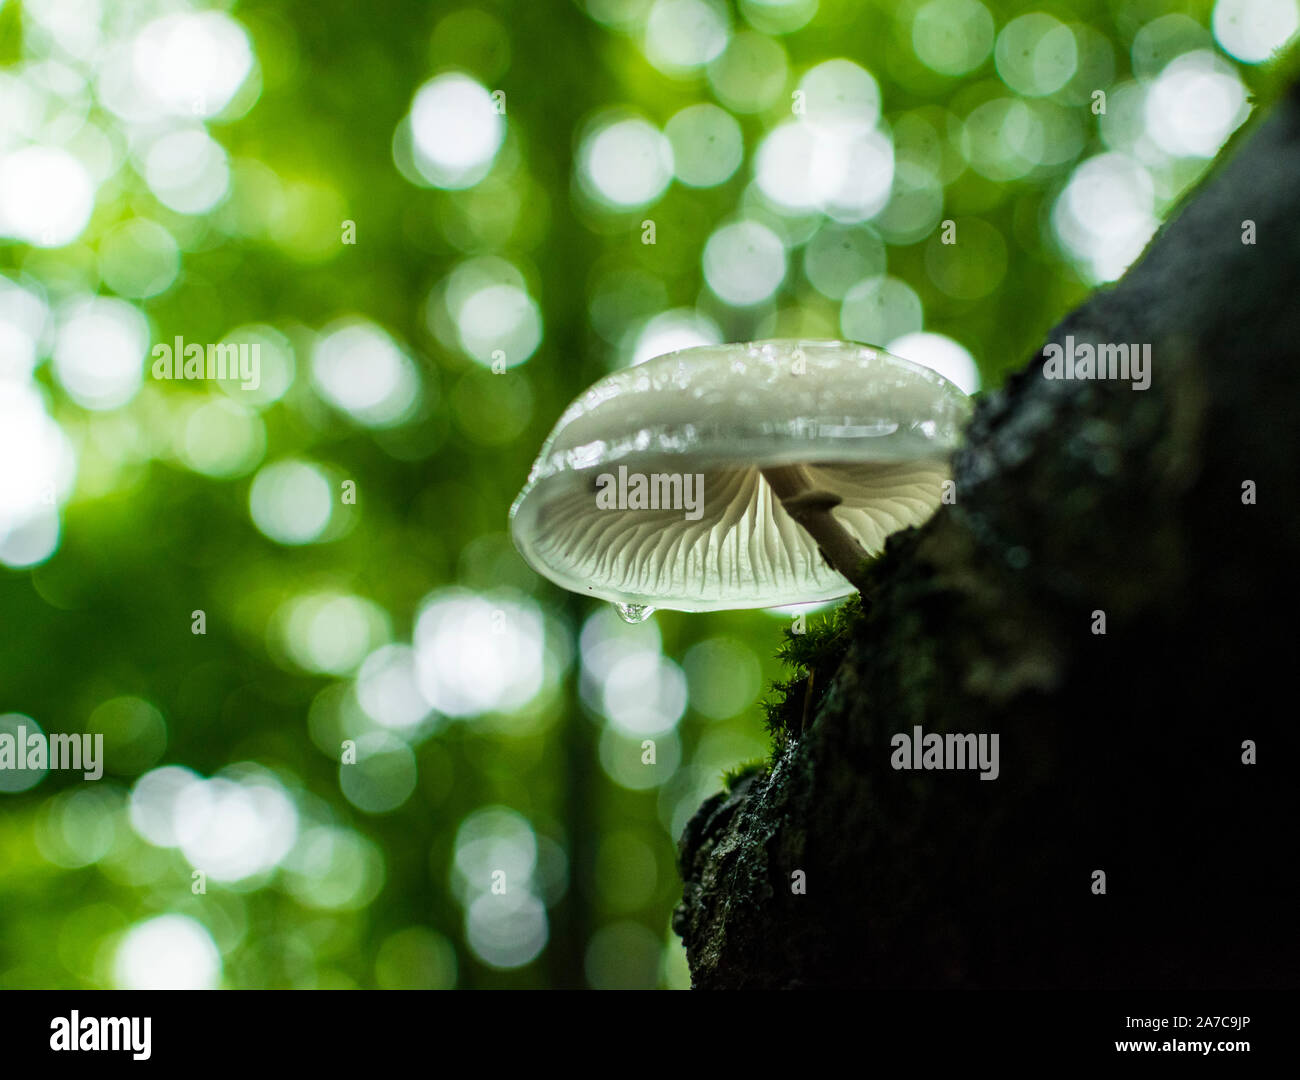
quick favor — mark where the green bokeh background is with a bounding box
[0,0,1282,987]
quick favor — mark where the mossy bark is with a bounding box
[673,83,1300,989]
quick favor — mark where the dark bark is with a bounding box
[673,82,1300,989]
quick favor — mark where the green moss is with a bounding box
[1242,36,1300,110]
[721,758,768,793]
[760,594,868,748]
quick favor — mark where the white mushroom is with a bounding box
[510,340,971,621]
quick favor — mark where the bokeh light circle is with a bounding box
[886,331,981,395]
[702,220,787,306]
[912,0,995,76]
[994,13,1078,97]
[53,297,148,411]
[115,914,221,990]
[311,320,421,427]
[409,73,505,189]
[665,103,743,187]
[579,116,674,209]
[248,459,334,545]
[0,146,94,246]
[1213,0,1299,63]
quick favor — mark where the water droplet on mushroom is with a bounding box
[614,602,655,624]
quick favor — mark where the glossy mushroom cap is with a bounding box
[510,339,972,613]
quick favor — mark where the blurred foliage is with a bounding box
[0,0,1289,988]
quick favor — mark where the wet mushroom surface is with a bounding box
[510,339,972,618]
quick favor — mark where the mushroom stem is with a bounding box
[760,465,873,594]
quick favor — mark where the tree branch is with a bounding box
[673,82,1300,989]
